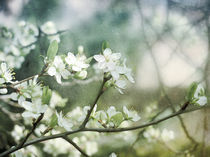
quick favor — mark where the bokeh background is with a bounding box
[0,0,210,156]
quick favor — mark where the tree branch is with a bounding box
[62,136,89,157]
[80,75,107,128]
[0,105,207,157]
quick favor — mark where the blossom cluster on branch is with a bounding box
[0,21,208,157]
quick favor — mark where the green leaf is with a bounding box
[102,41,110,51]
[85,57,93,64]
[42,86,52,105]
[49,113,58,128]
[187,82,198,101]
[110,112,124,127]
[47,40,58,61]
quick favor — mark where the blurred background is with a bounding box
[0,0,210,156]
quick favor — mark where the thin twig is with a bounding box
[80,75,107,128]
[18,113,44,148]
[62,136,89,157]
[135,0,197,146]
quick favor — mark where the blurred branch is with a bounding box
[62,136,89,157]
[201,14,210,157]
[0,105,207,157]
[135,0,198,148]
[21,27,69,49]
[131,106,169,147]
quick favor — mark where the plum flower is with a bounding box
[41,21,60,43]
[94,48,134,94]
[94,48,121,72]
[56,111,73,131]
[65,52,89,72]
[10,75,42,104]
[21,99,48,119]
[47,56,70,84]
[193,84,207,106]
[123,106,141,122]
[160,129,175,142]
[0,62,13,84]
[109,153,117,157]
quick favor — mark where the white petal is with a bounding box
[0,88,7,94]
[197,96,207,106]
[103,48,112,57]
[60,70,70,79]
[22,111,40,119]
[47,67,56,76]
[94,55,105,62]
[123,106,129,115]
[0,78,5,84]
[111,53,121,60]
[10,92,18,100]
[115,80,126,89]
[55,73,62,84]
[72,65,81,72]
[21,101,34,111]
[111,71,119,80]
[1,63,7,73]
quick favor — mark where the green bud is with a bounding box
[47,40,58,61]
[42,86,52,105]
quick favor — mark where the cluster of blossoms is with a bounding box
[187,83,207,106]
[0,21,60,69]
[143,126,175,142]
[0,62,14,94]
[47,47,90,84]
[2,39,208,157]
[94,48,135,93]
[10,76,48,119]
[55,105,140,131]
[91,105,140,128]
[41,21,60,43]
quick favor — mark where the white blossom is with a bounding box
[123,106,141,122]
[16,21,38,47]
[94,48,121,72]
[56,111,73,131]
[143,127,160,141]
[109,153,117,157]
[94,48,134,94]
[0,88,7,94]
[21,99,47,119]
[41,21,60,43]
[160,129,175,142]
[0,62,13,84]
[193,84,207,106]
[47,56,70,84]
[65,52,89,72]
[10,76,42,104]
[107,106,119,118]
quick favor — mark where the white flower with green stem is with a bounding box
[47,56,71,84]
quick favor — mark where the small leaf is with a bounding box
[85,57,93,64]
[49,113,58,128]
[47,40,58,61]
[187,82,198,101]
[102,41,110,51]
[42,86,52,105]
[110,112,124,127]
